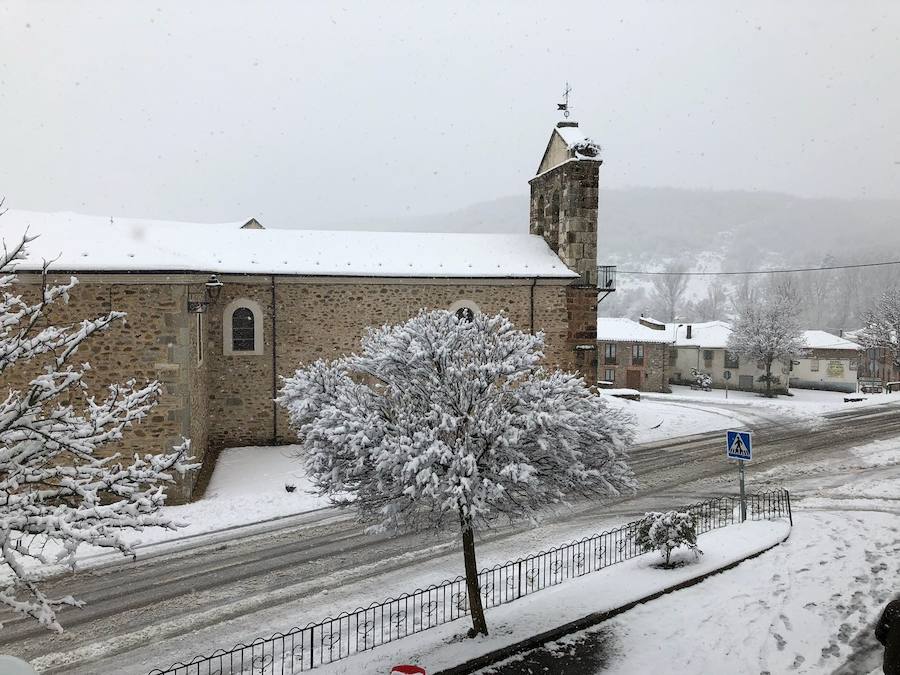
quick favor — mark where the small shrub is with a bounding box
[285,483,297,493]
[636,511,702,568]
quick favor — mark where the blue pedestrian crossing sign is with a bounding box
[726,430,752,461]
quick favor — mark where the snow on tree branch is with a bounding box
[726,284,807,397]
[0,231,193,633]
[278,309,635,636]
[858,288,900,368]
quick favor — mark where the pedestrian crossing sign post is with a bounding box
[726,430,752,522]
[726,430,752,460]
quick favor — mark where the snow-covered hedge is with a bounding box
[636,511,702,568]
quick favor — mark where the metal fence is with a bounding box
[149,489,791,675]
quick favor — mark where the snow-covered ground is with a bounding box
[146,444,330,542]
[15,445,334,575]
[648,383,900,416]
[603,395,744,443]
[301,519,792,675]
[468,436,900,675]
[87,387,900,555]
[480,509,895,675]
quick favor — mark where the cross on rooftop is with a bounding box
[557,82,572,118]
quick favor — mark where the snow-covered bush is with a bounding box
[0,231,192,632]
[690,368,711,391]
[278,309,636,637]
[572,138,601,159]
[636,511,702,568]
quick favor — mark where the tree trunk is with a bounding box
[765,360,773,397]
[459,509,488,637]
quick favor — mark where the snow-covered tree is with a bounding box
[858,288,900,370]
[0,231,192,632]
[636,511,701,568]
[693,281,729,322]
[727,285,806,397]
[648,266,689,321]
[278,310,635,637]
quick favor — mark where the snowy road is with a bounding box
[4,403,900,674]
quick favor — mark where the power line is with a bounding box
[616,259,900,276]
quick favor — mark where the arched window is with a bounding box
[548,191,561,253]
[232,308,255,351]
[223,298,264,355]
[449,299,480,322]
[534,194,546,235]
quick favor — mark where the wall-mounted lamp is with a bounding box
[187,275,224,313]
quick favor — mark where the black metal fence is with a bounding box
[149,489,791,675]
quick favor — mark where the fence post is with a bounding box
[517,560,523,599]
[786,490,793,526]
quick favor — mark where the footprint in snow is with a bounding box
[780,613,793,631]
[821,641,841,659]
[790,654,805,669]
[837,623,854,643]
[773,633,787,650]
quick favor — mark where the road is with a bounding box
[3,402,900,674]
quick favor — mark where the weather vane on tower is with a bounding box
[557,82,572,118]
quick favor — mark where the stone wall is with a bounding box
[206,276,577,450]
[597,341,670,393]
[7,275,201,503]
[529,160,600,286]
[7,273,581,501]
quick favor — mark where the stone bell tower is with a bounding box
[528,120,601,286]
[529,116,603,378]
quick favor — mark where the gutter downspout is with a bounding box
[530,278,537,335]
[271,275,277,445]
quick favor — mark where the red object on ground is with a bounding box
[391,667,426,675]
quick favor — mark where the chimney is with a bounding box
[686,325,693,340]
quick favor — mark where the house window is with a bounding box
[810,359,819,372]
[703,350,715,363]
[223,298,264,355]
[449,299,480,322]
[725,352,739,369]
[604,368,615,382]
[232,308,255,351]
[604,343,617,364]
[632,344,644,365]
[849,360,857,371]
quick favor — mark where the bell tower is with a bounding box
[528,119,601,286]
[529,88,610,380]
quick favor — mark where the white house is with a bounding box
[666,321,860,393]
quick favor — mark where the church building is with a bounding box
[5,120,604,502]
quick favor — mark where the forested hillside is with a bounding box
[324,188,900,333]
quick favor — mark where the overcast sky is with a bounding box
[1,1,898,228]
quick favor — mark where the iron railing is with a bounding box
[149,489,791,675]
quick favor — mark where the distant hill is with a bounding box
[319,187,900,332]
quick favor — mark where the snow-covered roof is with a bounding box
[554,124,589,148]
[2,210,578,279]
[669,321,733,348]
[667,322,860,352]
[801,330,861,351]
[597,318,674,344]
